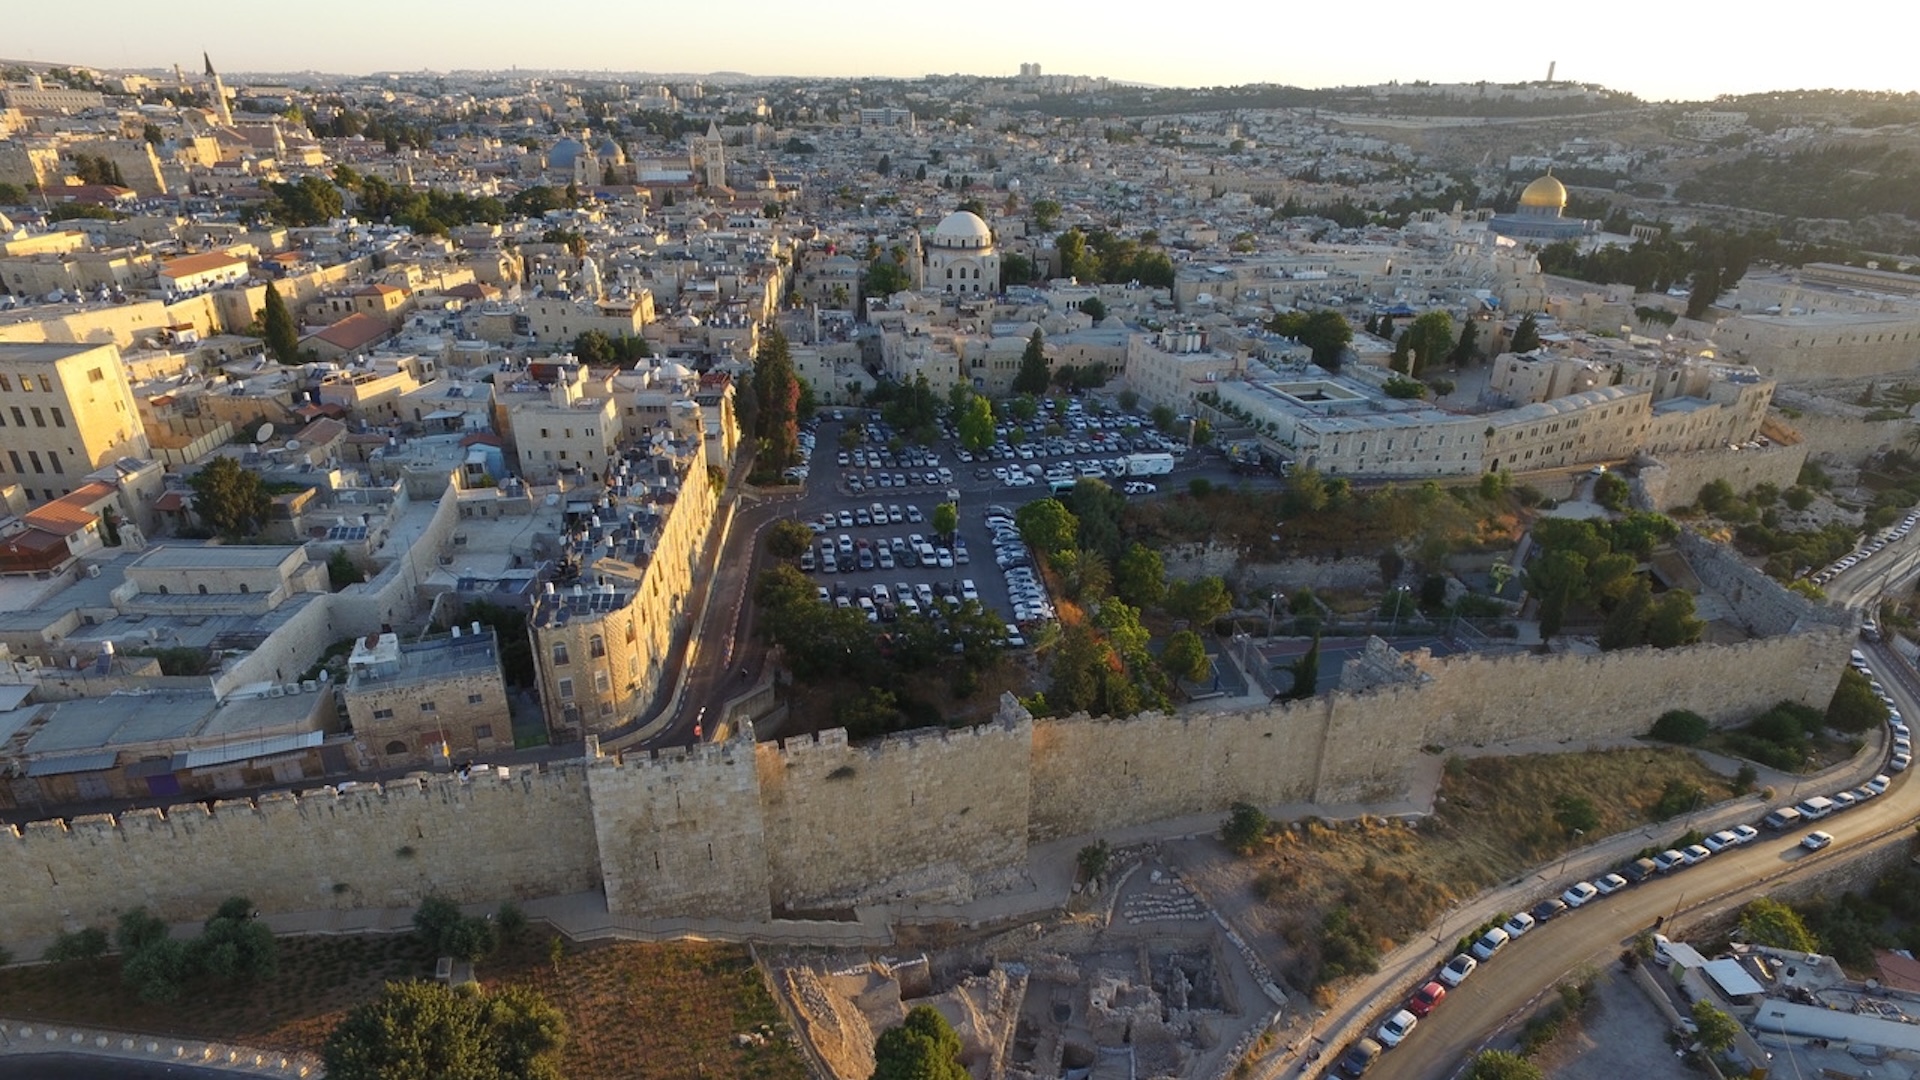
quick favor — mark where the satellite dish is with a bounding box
[254,422,276,444]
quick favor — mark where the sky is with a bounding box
[6,0,1917,103]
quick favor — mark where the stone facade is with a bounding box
[1637,442,1811,513]
[0,621,1850,945]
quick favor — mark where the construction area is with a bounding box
[766,849,1283,1079]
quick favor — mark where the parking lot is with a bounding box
[786,401,1188,643]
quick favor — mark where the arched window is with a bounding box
[157,585,169,595]
[385,741,408,756]
[589,634,605,659]
[197,584,208,594]
[238,583,249,594]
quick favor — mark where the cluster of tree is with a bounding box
[188,456,274,538]
[339,171,507,236]
[747,328,802,478]
[71,153,125,187]
[1054,228,1176,289]
[1525,514,1697,644]
[306,102,436,151]
[863,254,912,299]
[870,1006,968,1080]
[412,894,519,963]
[1388,311,1478,378]
[1679,145,1920,226]
[1536,226,1775,318]
[323,980,567,1080]
[867,371,942,444]
[1264,309,1353,368]
[260,175,345,227]
[569,329,651,365]
[1011,330,1051,395]
[754,564,1006,732]
[504,184,578,218]
[108,899,277,1004]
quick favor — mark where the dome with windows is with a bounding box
[931,210,993,250]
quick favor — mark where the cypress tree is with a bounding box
[262,282,300,363]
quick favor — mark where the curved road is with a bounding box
[0,1056,256,1079]
[1352,636,1918,1080]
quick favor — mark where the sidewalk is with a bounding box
[0,1018,319,1077]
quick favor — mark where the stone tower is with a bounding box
[203,52,233,127]
[695,121,726,190]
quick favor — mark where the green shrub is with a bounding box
[1650,709,1709,744]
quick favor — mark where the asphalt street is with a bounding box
[0,1056,258,1079]
[1356,635,1916,1080]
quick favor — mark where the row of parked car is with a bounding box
[1852,648,1912,772]
[1809,508,1920,587]
[1336,752,1903,1077]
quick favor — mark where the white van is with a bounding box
[1794,796,1838,821]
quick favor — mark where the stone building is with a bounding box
[342,627,512,767]
[1489,172,1590,241]
[925,211,1000,297]
[0,341,151,506]
[529,417,715,739]
[500,362,621,484]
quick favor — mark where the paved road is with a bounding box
[0,1056,256,1079]
[1357,635,1914,1080]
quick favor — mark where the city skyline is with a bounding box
[6,0,1917,103]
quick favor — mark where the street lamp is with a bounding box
[1267,592,1281,639]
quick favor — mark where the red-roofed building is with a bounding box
[302,312,393,361]
[0,480,117,573]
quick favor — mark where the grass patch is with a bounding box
[0,933,806,1080]
[1237,748,1732,991]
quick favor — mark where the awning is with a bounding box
[175,730,325,770]
[27,750,120,777]
[423,409,464,421]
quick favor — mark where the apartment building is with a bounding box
[0,342,150,505]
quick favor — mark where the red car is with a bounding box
[1407,981,1447,1017]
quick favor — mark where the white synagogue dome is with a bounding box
[931,210,993,250]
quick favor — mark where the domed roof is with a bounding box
[659,360,693,382]
[1519,173,1567,210]
[931,210,992,247]
[549,137,585,169]
[595,138,622,163]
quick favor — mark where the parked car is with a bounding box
[1469,928,1510,961]
[1438,954,1477,987]
[1732,825,1760,844]
[1375,1010,1418,1049]
[1501,911,1536,938]
[1653,849,1688,873]
[1591,873,1629,896]
[1561,882,1600,908]
[1337,1038,1383,1078]
[1407,981,1447,1017]
[1703,830,1740,853]
[1530,897,1569,922]
[1619,857,1660,884]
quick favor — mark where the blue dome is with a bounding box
[595,139,620,160]
[548,137,585,169]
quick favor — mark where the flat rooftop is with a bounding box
[0,341,110,364]
[130,544,303,570]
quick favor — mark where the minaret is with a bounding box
[204,52,233,127]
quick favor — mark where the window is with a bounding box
[50,407,63,428]
[473,724,492,741]
[87,367,103,383]
[540,428,550,438]
[558,677,574,700]
[0,375,9,391]
[237,582,247,593]
[384,740,407,755]
[18,377,28,393]
[10,407,23,427]
[157,584,168,595]
[29,407,41,428]
[197,584,208,594]
[589,634,605,658]
[37,375,49,392]
[419,701,437,713]
[373,708,395,720]
[551,642,569,665]
[26,451,41,474]
[467,693,484,705]
[594,671,609,694]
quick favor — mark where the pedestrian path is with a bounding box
[0,1018,318,1077]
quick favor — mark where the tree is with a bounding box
[752,328,802,473]
[323,981,567,1080]
[1392,311,1454,378]
[1012,330,1050,395]
[864,257,911,299]
[1827,669,1889,734]
[262,281,301,363]
[1553,794,1601,835]
[871,1005,968,1080]
[1162,630,1210,685]
[1000,252,1034,289]
[1650,708,1710,744]
[1737,897,1818,952]
[1510,313,1542,354]
[956,394,995,453]
[329,549,365,591]
[1030,198,1061,231]
[1221,802,1269,855]
[1150,404,1176,433]
[767,519,814,560]
[44,926,109,964]
[1447,320,1480,367]
[1645,591,1704,648]
[1691,999,1741,1055]
[1462,1050,1543,1080]
[876,153,892,176]
[1015,498,1080,557]
[932,502,959,543]
[1168,576,1232,625]
[1287,633,1320,699]
[1080,296,1108,324]
[189,456,272,538]
[1114,543,1166,609]
[193,897,278,982]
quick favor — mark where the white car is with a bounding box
[1501,912,1536,938]
[1375,1009,1418,1049]
[1731,824,1760,845]
[1561,881,1600,908]
[1591,873,1628,896]
[1868,774,1893,794]
[1703,830,1740,853]
[1438,953,1477,987]
[1801,830,1834,852]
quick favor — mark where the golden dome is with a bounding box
[1519,173,1568,210]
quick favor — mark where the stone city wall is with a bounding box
[1638,443,1809,513]
[755,718,1033,909]
[0,624,1854,946]
[0,767,602,941]
[1678,529,1854,637]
